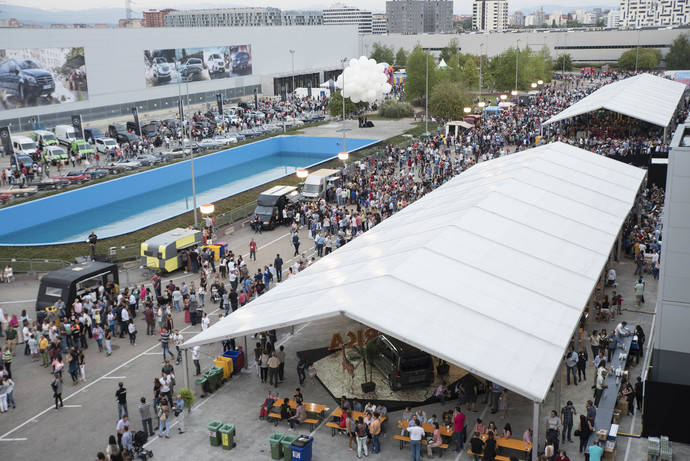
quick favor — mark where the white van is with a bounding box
[12,136,38,156]
[54,125,78,146]
[31,130,59,148]
[302,168,340,200]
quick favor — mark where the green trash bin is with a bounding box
[220,424,235,450]
[212,366,224,387]
[269,432,285,460]
[195,377,210,397]
[207,420,222,447]
[204,371,217,392]
[280,434,297,461]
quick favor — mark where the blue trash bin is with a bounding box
[222,350,243,374]
[291,435,313,461]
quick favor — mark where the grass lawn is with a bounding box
[0,121,437,263]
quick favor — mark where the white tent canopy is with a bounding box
[544,73,687,128]
[438,58,448,69]
[184,142,645,402]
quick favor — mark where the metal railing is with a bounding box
[0,258,71,274]
[214,200,258,229]
[106,243,141,263]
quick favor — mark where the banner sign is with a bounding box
[70,114,83,140]
[0,126,13,156]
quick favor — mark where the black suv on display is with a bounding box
[179,58,203,82]
[231,52,250,74]
[0,58,55,105]
[371,335,435,391]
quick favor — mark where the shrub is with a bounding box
[378,100,414,119]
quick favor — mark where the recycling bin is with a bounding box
[203,371,217,393]
[207,420,222,446]
[290,435,313,461]
[220,424,235,450]
[223,349,244,373]
[215,357,233,379]
[281,434,298,461]
[269,433,285,460]
[212,366,224,386]
[195,377,209,397]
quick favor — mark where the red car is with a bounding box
[0,192,11,204]
[51,172,91,184]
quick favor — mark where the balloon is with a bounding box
[335,55,392,104]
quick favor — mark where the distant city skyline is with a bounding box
[2,0,620,15]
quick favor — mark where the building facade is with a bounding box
[472,0,509,31]
[386,0,425,34]
[607,9,622,28]
[372,15,388,34]
[423,0,454,33]
[142,9,176,27]
[282,11,324,26]
[322,4,373,34]
[620,0,690,27]
[509,11,525,26]
[164,8,284,27]
[0,25,358,130]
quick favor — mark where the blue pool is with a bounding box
[0,136,378,245]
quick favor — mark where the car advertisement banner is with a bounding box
[144,45,252,87]
[0,126,13,156]
[0,47,88,111]
[216,93,223,115]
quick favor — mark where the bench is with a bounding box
[394,435,448,456]
[305,418,320,431]
[268,413,319,431]
[326,421,346,437]
[466,450,515,461]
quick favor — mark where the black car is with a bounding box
[114,132,139,145]
[0,58,55,105]
[74,167,109,179]
[108,124,128,138]
[179,58,203,82]
[371,335,435,391]
[231,52,250,74]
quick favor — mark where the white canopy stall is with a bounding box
[185,142,645,459]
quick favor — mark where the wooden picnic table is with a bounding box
[271,398,329,417]
[329,407,387,424]
[479,433,532,454]
[398,419,454,437]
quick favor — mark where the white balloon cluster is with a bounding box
[335,56,392,104]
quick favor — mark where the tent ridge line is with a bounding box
[412,249,584,317]
[535,148,648,182]
[503,175,628,222]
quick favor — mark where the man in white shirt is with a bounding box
[201,313,210,331]
[615,321,629,339]
[606,268,616,287]
[405,420,426,461]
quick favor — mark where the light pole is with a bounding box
[184,82,198,228]
[289,49,295,96]
[635,29,640,72]
[425,53,429,136]
[479,43,484,107]
[515,39,520,93]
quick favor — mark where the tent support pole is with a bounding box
[184,349,190,390]
[532,401,540,461]
[555,362,562,419]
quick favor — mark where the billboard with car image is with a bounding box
[144,45,252,87]
[0,47,88,111]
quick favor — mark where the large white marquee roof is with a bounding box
[184,142,645,402]
[544,73,687,128]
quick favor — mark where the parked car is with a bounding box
[31,130,58,148]
[72,167,108,179]
[108,159,141,170]
[52,172,91,184]
[28,177,69,190]
[43,145,69,164]
[70,140,95,159]
[371,335,435,391]
[114,132,139,145]
[0,57,55,105]
[95,137,119,155]
[12,136,38,157]
[151,57,172,84]
[179,58,203,82]
[107,124,128,138]
[231,52,250,74]
[83,128,106,144]
[55,125,79,146]
[134,154,159,166]
[10,153,34,170]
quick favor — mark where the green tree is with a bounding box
[665,35,690,70]
[554,54,573,72]
[439,38,460,66]
[370,43,395,65]
[395,47,408,67]
[404,46,438,104]
[327,92,367,117]
[430,81,471,120]
[460,55,480,89]
[617,48,661,70]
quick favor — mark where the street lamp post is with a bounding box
[181,82,198,228]
[479,43,485,107]
[425,53,429,136]
[341,58,348,153]
[515,39,520,93]
[289,49,295,95]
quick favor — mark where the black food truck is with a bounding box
[36,261,118,319]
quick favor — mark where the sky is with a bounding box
[4,0,619,14]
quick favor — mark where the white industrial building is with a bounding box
[472,0,509,31]
[323,3,373,34]
[620,0,690,27]
[0,25,359,130]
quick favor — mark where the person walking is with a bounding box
[404,419,425,461]
[158,398,170,439]
[192,345,201,376]
[561,401,576,443]
[565,347,578,385]
[453,406,466,453]
[115,382,128,419]
[292,234,300,256]
[160,327,172,362]
[1,346,12,379]
[249,239,257,261]
[138,397,155,437]
[355,416,369,458]
[369,412,381,454]
[274,254,283,282]
[51,375,63,410]
[296,356,307,385]
[127,320,137,346]
[277,345,286,382]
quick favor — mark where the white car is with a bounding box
[152,57,172,83]
[95,137,119,154]
[199,138,224,149]
[206,53,226,75]
[213,135,237,146]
